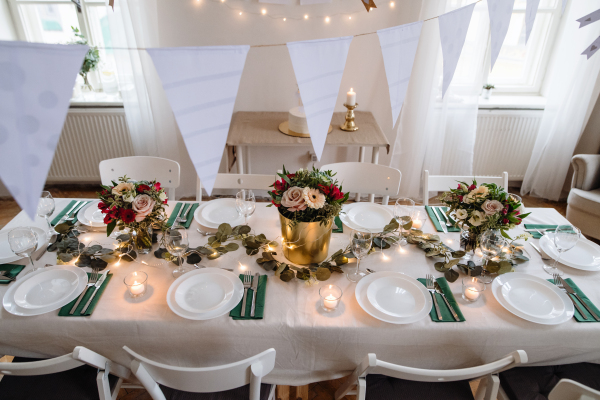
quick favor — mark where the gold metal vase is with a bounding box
[279,214,333,265]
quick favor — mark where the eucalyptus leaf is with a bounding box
[154,248,168,259]
[434,262,450,272]
[261,260,278,271]
[315,267,331,281]
[197,247,214,255]
[246,248,259,256]
[218,224,233,236]
[75,255,91,267]
[334,256,348,266]
[58,253,74,262]
[485,261,501,274]
[451,251,466,258]
[224,243,239,251]
[275,263,287,276]
[280,269,295,282]
[444,268,459,283]
[498,261,513,275]
[55,223,71,234]
[100,254,117,264]
[90,259,108,270]
[238,225,251,235]
[207,252,221,260]
[296,269,310,280]
[186,253,202,264]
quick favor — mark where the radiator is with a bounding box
[474,109,543,181]
[47,108,134,183]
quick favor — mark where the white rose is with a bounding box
[159,192,167,202]
[124,194,135,203]
[455,209,468,220]
[468,210,486,227]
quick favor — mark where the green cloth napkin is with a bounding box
[50,200,90,226]
[167,203,199,229]
[425,206,460,232]
[58,273,113,317]
[333,216,343,233]
[230,274,267,320]
[418,277,465,322]
[0,264,25,284]
[547,278,600,322]
[525,224,558,239]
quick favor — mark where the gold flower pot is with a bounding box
[279,213,333,265]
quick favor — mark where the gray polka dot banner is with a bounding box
[0,40,88,220]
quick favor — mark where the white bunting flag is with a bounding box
[377,21,423,128]
[488,0,515,70]
[287,36,353,160]
[0,41,88,219]
[147,45,249,195]
[577,9,600,29]
[562,0,567,15]
[438,3,476,98]
[525,0,540,43]
[582,36,600,59]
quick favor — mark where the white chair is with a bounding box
[99,156,181,200]
[0,346,131,400]
[549,379,600,400]
[320,162,402,205]
[335,350,527,400]
[196,174,276,201]
[423,170,509,206]
[123,346,276,400]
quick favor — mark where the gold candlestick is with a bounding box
[340,103,359,131]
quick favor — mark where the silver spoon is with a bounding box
[194,264,234,272]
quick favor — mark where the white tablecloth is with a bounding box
[0,200,599,385]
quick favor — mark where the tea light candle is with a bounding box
[464,287,480,301]
[462,277,485,303]
[323,294,339,310]
[346,88,356,106]
[319,284,342,312]
[412,219,423,229]
[124,271,148,298]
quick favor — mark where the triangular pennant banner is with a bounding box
[525,0,540,44]
[582,35,600,59]
[577,9,600,29]
[147,46,249,196]
[0,41,88,220]
[286,36,353,160]
[377,21,423,128]
[561,0,567,15]
[438,3,476,98]
[488,0,515,70]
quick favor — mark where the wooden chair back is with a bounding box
[196,174,276,201]
[423,170,509,205]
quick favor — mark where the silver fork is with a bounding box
[62,201,88,223]
[553,273,588,320]
[426,274,443,320]
[0,271,16,281]
[196,229,210,236]
[69,267,99,315]
[437,207,453,227]
[241,271,252,317]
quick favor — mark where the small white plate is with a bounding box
[340,203,394,233]
[193,199,245,229]
[0,227,47,264]
[367,275,428,318]
[175,272,235,314]
[13,269,80,310]
[539,233,600,271]
[77,201,106,228]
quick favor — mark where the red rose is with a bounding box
[271,199,281,208]
[119,208,136,224]
[154,182,161,191]
[274,179,288,192]
[502,218,509,224]
[516,218,522,225]
[103,214,114,224]
[318,184,331,196]
[98,201,108,210]
[163,198,168,204]
[458,195,463,202]
[468,184,477,191]
[457,184,462,190]
[330,186,344,201]
[137,184,151,193]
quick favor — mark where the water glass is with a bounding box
[347,230,372,282]
[236,189,256,225]
[165,227,193,278]
[543,225,581,276]
[479,230,508,284]
[37,191,58,236]
[8,227,39,271]
[393,198,414,245]
[319,284,342,312]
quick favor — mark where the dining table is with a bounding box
[0,199,599,386]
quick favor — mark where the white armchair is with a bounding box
[567,154,600,240]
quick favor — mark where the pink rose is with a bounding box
[280,186,307,212]
[132,194,156,222]
[481,199,504,216]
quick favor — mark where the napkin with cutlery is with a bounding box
[417,277,465,322]
[58,273,113,316]
[425,206,460,233]
[333,216,343,233]
[548,278,600,322]
[524,224,557,239]
[51,200,90,226]
[0,264,25,284]
[167,203,200,229]
[230,274,267,320]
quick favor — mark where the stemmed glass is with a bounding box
[236,190,256,225]
[347,230,373,282]
[393,198,414,246]
[8,227,39,272]
[37,191,57,236]
[478,230,508,284]
[165,227,193,278]
[543,225,581,276]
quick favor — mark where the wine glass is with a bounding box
[347,230,373,282]
[393,198,414,246]
[165,227,193,278]
[236,190,256,225]
[8,227,39,272]
[37,191,57,236]
[478,230,508,284]
[543,225,581,276]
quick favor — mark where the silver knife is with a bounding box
[81,269,110,314]
[58,201,81,223]
[250,272,259,317]
[181,203,194,222]
[560,277,600,321]
[70,201,88,218]
[434,281,460,321]
[529,243,550,260]
[173,204,186,226]
[431,207,448,234]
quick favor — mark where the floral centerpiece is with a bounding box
[268,166,349,264]
[97,175,168,253]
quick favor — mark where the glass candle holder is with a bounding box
[462,277,485,303]
[124,271,148,298]
[319,284,342,312]
[410,210,426,230]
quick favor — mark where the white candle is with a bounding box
[130,281,145,296]
[464,287,480,301]
[412,219,423,229]
[323,294,339,310]
[346,88,356,106]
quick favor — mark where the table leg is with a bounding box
[236,145,245,174]
[369,147,380,203]
[355,146,366,202]
[295,384,309,400]
[276,385,290,400]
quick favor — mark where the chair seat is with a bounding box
[366,374,474,400]
[159,383,273,400]
[499,363,600,400]
[0,357,119,400]
[567,188,600,216]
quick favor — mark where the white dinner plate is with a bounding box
[366,275,428,318]
[340,203,394,233]
[539,233,600,271]
[175,272,235,314]
[355,271,432,324]
[3,265,88,316]
[77,200,107,228]
[193,199,245,229]
[492,273,574,325]
[167,268,243,320]
[0,227,47,264]
[13,268,80,310]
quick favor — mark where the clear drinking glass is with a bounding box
[393,198,415,246]
[236,189,256,225]
[8,227,39,271]
[479,230,508,284]
[347,230,373,282]
[543,225,581,276]
[37,191,58,236]
[165,227,193,278]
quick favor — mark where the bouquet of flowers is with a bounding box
[268,166,349,224]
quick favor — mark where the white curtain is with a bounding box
[521,0,600,201]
